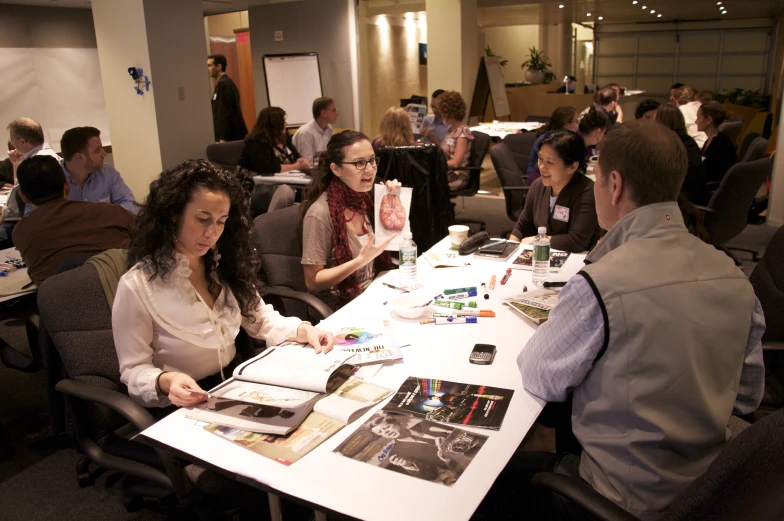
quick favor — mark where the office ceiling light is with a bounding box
[559,4,564,8]
[587,12,591,16]
[657,13,662,17]
[717,1,722,4]
[651,9,655,13]
[642,6,647,9]
[633,1,637,4]
[598,16,604,20]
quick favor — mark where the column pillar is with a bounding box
[91,0,214,200]
[539,22,572,83]
[426,0,478,101]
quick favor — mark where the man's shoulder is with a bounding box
[294,120,316,136]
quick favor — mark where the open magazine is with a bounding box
[405,103,427,134]
[511,248,570,271]
[423,250,471,268]
[333,319,403,365]
[334,410,487,486]
[383,377,513,430]
[204,378,394,465]
[505,288,560,325]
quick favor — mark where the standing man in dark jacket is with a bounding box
[207,53,248,142]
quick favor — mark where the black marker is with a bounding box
[543,281,567,289]
[481,282,489,300]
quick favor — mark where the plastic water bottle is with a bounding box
[399,232,418,290]
[532,227,550,287]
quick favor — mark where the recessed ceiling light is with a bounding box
[657,13,662,17]
[721,11,727,14]
[717,1,722,4]
[633,1,638,4]
[642,5,647,9]
[651,9,655,13]
[587,12,592,16]
[559,4,564,7]
[598,16,604,20]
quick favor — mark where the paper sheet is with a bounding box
[374,184,412,251]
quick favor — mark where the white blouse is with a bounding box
[112,253,302,407]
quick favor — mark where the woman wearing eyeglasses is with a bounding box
[300,131,401,310]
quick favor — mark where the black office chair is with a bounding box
[718,118,743,149]
[697,158,772,265]
[375,144,453,252]
[739,133,761,161]
[206,140,245,169]
[741,136,768,163]
[253,205,333,323]
[451,131,492,232]
[489,143,530,238]
[531,407,784,521]
[503,132,539,173]
[267,184,296,213]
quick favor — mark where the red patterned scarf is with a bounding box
[327,178,393,302]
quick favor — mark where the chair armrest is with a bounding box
[55,378,157,432]
[531,472,640,521]
[762,340,784,350]
[707,181,721,191]
[694,205,714,213]
[264,285,333,320]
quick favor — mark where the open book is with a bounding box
[423,250,471,269]
[511,248,570,271]
[333,319,403,365]
[505,288,560,325]
[204,377,394,465]
[383,377,514,430]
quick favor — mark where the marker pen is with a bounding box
[445,291,478,300]
[439,309,495,317]
[443,286,477,295]
[500,268,512,285]
[434,316,477,325]
[489,274,497,290]
[481,282,489,300]
[433,299,465,310]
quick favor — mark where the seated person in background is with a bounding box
[604,83,624,124]
[526,106,578,185]
[239,107,311,175]
[59,126,137,214]
[4,118,61,241]
[421,89,448,145]
[555,76,588,94]
[695,90,714,104]
[292,97,338,165]
[514,120,763,520]
[580,86,617,134]
[510,130,598,253]
[674,85,707,148]
[12,156,135,285]
[438,91,474,191]
[669,82,684,104]
[654,104,710,206]
[577,105,608,156]
[372,107,419,148]
[696,101,738,185]
[634,99,660,120]
[114,159,333,408]
[301,131,399,310]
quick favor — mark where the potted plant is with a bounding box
[521,47,556,85]
[485,45,508,68]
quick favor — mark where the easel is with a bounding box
[468,56,511,126]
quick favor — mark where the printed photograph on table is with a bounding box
[334,410,487,486]
[374,184,412,251]
[511,248,570,271]
[505,288,560,325]
[383,377,514,430]
[333,318,403,365]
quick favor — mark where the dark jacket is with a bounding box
[679,133,711,206]
[212,74,248,142]
[701,131,738,185]
[238,136,301,175]
[511,173,598,252]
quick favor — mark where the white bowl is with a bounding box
[391,293,432,319]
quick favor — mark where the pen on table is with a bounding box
[420,316,478,325]
[21,281,35,290]
[383,282,409,292]
[489,274,497,290]
[543,281,567,289]
[500,268,512,285]
[183,387,212,399]
[481,282,489,300]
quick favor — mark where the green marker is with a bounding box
[466,301,478,308]
[433,299,464,310]
[443,286,477,295]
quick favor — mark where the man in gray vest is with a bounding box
[516,120,765,520]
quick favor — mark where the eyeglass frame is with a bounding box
[339,157,380,170]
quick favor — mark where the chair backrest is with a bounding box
[742,136,769,162]
[454,131,492,196]
[489,143,526,223]
[503,132,539,172]
[375,145,452,251]
[267,184,296,213]
[718,118,743,147]
[739,132,761,160]
[206,140,245,169]
[664,408,784,521]
[749,224,784,341]
[253,205,312,320]
[706,158,772,245]
[37,264,124,438]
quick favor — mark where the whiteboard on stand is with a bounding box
[262,53,323,127]
[484,56,510,118]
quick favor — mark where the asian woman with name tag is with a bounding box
[509,130,599,253]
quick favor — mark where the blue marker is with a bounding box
[445,291,478,300]
[434,316,477,325]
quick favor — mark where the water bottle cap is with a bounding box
[404,232,413,240]
[538,227,547,235]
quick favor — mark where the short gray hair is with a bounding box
[7,118,44,146]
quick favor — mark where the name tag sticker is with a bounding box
[212,93,217,101]
[553,205,570,222]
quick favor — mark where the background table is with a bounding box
[253,174,312,187]
[141,238,586,521]
[0,247,35,303]
[469,122,545,139]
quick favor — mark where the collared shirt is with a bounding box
[680,101,708,148]
[517,263,766,415]
[292,119,333,164]
[2,143,61,220]
[421,114,449,144]
[59,161,138,215]
[113,252,303,407]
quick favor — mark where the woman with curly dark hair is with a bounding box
[437,91,474,190]
[300,131,400,310]
[113,159,334,408]
[239,106,311,175]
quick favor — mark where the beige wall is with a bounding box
[365,22,427,136]
[481,25,539,84]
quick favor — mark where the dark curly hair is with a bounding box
[438,91,467,121]
[127,159,262,320]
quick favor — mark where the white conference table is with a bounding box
[253,173,312,187]
[469,122,545,139]
[140,238,587,521]
[0,247,35,303]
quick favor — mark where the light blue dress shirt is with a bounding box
[421,114,449,144]
[59,161,137,215]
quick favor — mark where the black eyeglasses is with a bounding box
[340,157,379,170]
